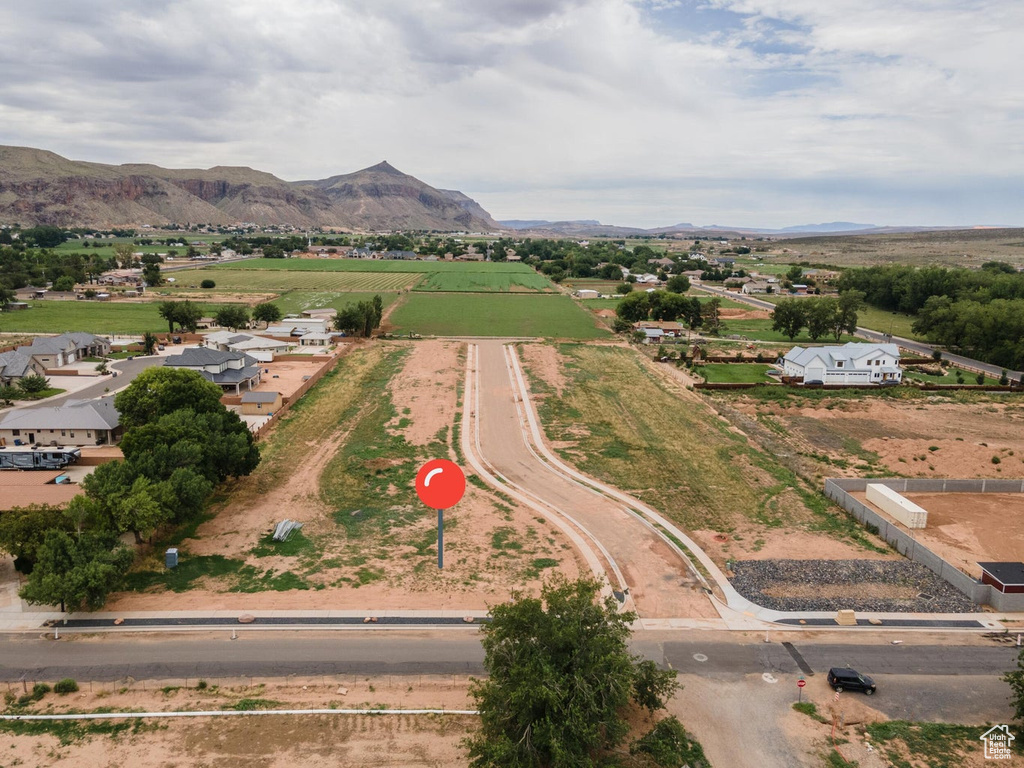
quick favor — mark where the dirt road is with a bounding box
[469,340,716,618]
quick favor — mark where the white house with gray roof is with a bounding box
[782,342,902,385]
[204,331,292,362]
[164,348,261,394]
[0,396,122,446]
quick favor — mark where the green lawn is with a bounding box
[746,294,926,341]
[0,301,218,334]
[389,294,610,338]
[697,363,775,383]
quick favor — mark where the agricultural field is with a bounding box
[0,300,207,334]
[388,294,609,338]
[167,267,419,292]
[208,258,541,274]
[518,343,889,567]
[109,341,580,612]
[415,269,554,292]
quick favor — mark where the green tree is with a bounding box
[158,301,178,333]
[114,367,226,429]
[252,302,282,325]
[54,275,76,292]
[17,374,50,394]
[142,262,163,287]
[0,504,73,573]
[805,297,838,341]
[786,265,804,283]
[111,477,172,544]
[701,297,723,335]
[0,286,14,308]
[615,291,651,324]
[615,283,633,295]
[19,530,134,612]
[833,290,865,341]
[142,332,158,355]
[649,291,690,322]
[464,577,678,767]
[158,300,203,333]
[112,242,136,269]
[771,299,807,341]
[215,304,250,331]
[1004,645,1024,726]
[665,274,690,294]
[200,279,216,289]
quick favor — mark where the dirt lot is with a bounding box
[104,341,581,614]
[253,356,337,402]
[728,394,1024,482]
[855,491,1024,578]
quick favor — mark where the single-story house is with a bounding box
[240,390,283,415]
[20,332,111,370]
[632,321,687,343]
[301,308,338,319]
[1,301,29,311]
[164,347,262,394]
[0,396,122,446]
[204,331,292,362]
[781,342,902,385]
[0,349,45,384]
[741,281,771,294]
[299,331,334,347]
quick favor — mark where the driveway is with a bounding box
[43,355,165,406]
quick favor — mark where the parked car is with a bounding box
[827,667,876,695]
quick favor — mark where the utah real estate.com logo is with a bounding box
[980,724,1014,760]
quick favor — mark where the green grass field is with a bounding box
[389,294,609,338]
[166,268,419,292]
[698,363,775,383]
[720,318,859,344]
[0,301,215,334]
[210,258,540,274]
[415,270,555,292]
[744,294,925,341]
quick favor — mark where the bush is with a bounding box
[17,374,50,394]
[931,349,943,362]
[992,456,1002,465]
[54,678,79,694]
[200,279,216,289]
[975,372,985,385]
[1000,370,1010,386]
[32,682,51,700]
[630,716,708,767]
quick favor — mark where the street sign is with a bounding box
[415,459,466,510]
[797,679,806,688]
[415,459,466,570]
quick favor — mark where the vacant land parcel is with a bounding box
[518,343,890,566]
[389,294,608,338]
[110,340,581,612]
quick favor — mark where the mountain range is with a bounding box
[0,146,501,232]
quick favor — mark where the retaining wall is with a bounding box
[825,478,1024,611]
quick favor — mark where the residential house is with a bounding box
[265,317,332,337]
[649,257,675,269]
[0,349,45,385]
[23,332,111,370]
[203,331,292,362]
[240,391,283,415]
[781,343,902,385]
[0,396,122,446]
[741,281,771,295]
[164,347,262,394]
[632,321,687,343]
[298,331,334,346]
[301,308,337,319]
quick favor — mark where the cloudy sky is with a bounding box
[1,0,1021,228]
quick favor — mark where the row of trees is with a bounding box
[615,291,723,334]
[770,293,864,341]
[913,297,1024,370]
[156,300,283,333]
[2,369,261,611]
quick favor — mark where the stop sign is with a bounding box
[797,679,806,688]
[415,459,466,509]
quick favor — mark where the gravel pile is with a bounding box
[730,559,976,613]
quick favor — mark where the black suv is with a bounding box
[827,667,876,695]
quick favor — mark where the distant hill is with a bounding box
[778,221,876,233]
[0,147,501,232]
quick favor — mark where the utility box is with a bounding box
[165,548,179,569]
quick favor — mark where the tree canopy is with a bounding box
[465,577,678,767]
[114,367,226,429]
[19,530,134,612]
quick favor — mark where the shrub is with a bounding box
[200,279,216,289]
[17,374,50,394]
[196,680,208,690]
[32,682,51,700]
[992,456,1002,465]
[54,678,79,694]
[975,372,985,385]
[931,349,943,362]
[1000,370,1010,386]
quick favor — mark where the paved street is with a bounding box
[43,355,165,406]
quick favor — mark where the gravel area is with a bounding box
[730,559,976,613]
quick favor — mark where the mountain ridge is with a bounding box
[0,146,501,232]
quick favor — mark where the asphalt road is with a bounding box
[44,355,165,406]
[695,284,1024,379]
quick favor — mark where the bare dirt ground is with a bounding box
[853,491,1024,577]
[147,290,280,305]
[719,307,772,321]
[252,356,336,401]
[730,395,1024,481]
[0,676,477,768]
[105,341,582,614]
[691,526,897,564]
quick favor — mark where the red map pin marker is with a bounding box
[415,459,466,510]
